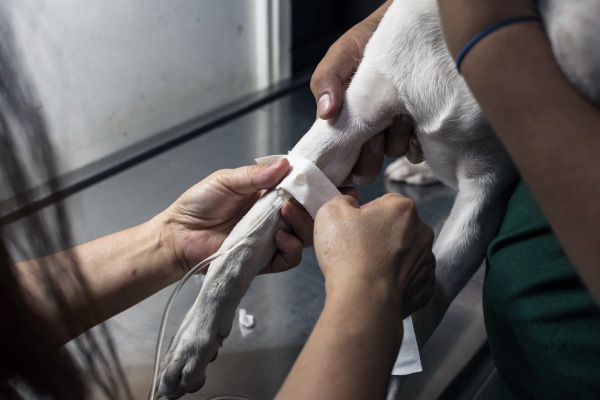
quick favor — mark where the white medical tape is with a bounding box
[257,154,422,376]
[392,316,422,375]
[256,155,341,219]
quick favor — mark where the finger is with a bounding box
[409,254,436,314]
[280,201,314,247]
[352,134,385,185]
[401,232,436,316]
[219,159,291,196]
[401,270,434,318]
[316,194,360,221]
[403,251,435,296]
[384,115,414,158]
[340,174,353,187]
[339,186,360,199]
[252,158,292,189]
[266,230,304,274]
[311,68,343,119]
[331,194,361,209]
[310,39,360,119]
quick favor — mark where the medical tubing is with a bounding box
[148,188,292,400]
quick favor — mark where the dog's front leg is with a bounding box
[412,156,518,347]
[156,189,287,399]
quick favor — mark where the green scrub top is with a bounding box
[485,180,600,399]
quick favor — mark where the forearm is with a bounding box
[276,288,402,400]
[444,17,600,302]
[72,215,181,319]
[15,213,182,343]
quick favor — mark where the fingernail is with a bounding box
[268,158,285,169]
[369,135,384,153]
[317,93,331,118]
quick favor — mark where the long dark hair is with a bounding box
[0,7,129,400]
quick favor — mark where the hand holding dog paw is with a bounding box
[314,194,436,320]
[161,159,313,276]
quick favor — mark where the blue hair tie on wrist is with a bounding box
[455,16,542,73]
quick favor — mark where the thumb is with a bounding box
[310,68,344,120]
[220,159,291,195]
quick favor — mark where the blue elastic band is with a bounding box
[455,16,542,73]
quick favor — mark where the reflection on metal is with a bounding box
[255,0,292,88]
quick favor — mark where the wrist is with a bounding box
[148,211,186,282]
[323,294,404,355]
[324,279,404,341]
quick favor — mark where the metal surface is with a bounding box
[65,86,488,399]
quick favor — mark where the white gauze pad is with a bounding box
[256,154,422,375]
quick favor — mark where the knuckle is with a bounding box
[397,195,419,215]
[382,193,417,217]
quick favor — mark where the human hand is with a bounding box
[162,159,313,276]
[314,194,435,319]
[437,0,538,59]
[310,1,418,184]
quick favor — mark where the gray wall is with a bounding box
[7,0,290,174]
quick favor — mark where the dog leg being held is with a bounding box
[156,188,289,398]
[412,143,518,345]
[156,59,401,399]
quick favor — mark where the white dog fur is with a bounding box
[156,0,600,397]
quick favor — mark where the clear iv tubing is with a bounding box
[148,188,292,400]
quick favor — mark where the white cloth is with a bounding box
[257,154,422,375]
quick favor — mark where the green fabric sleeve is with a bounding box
[485,180,600,399]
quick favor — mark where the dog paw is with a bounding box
[385,157,438,185]
[155,327,221,399]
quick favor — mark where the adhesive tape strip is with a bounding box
[256,155,341,219]
[392,316,422,375]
